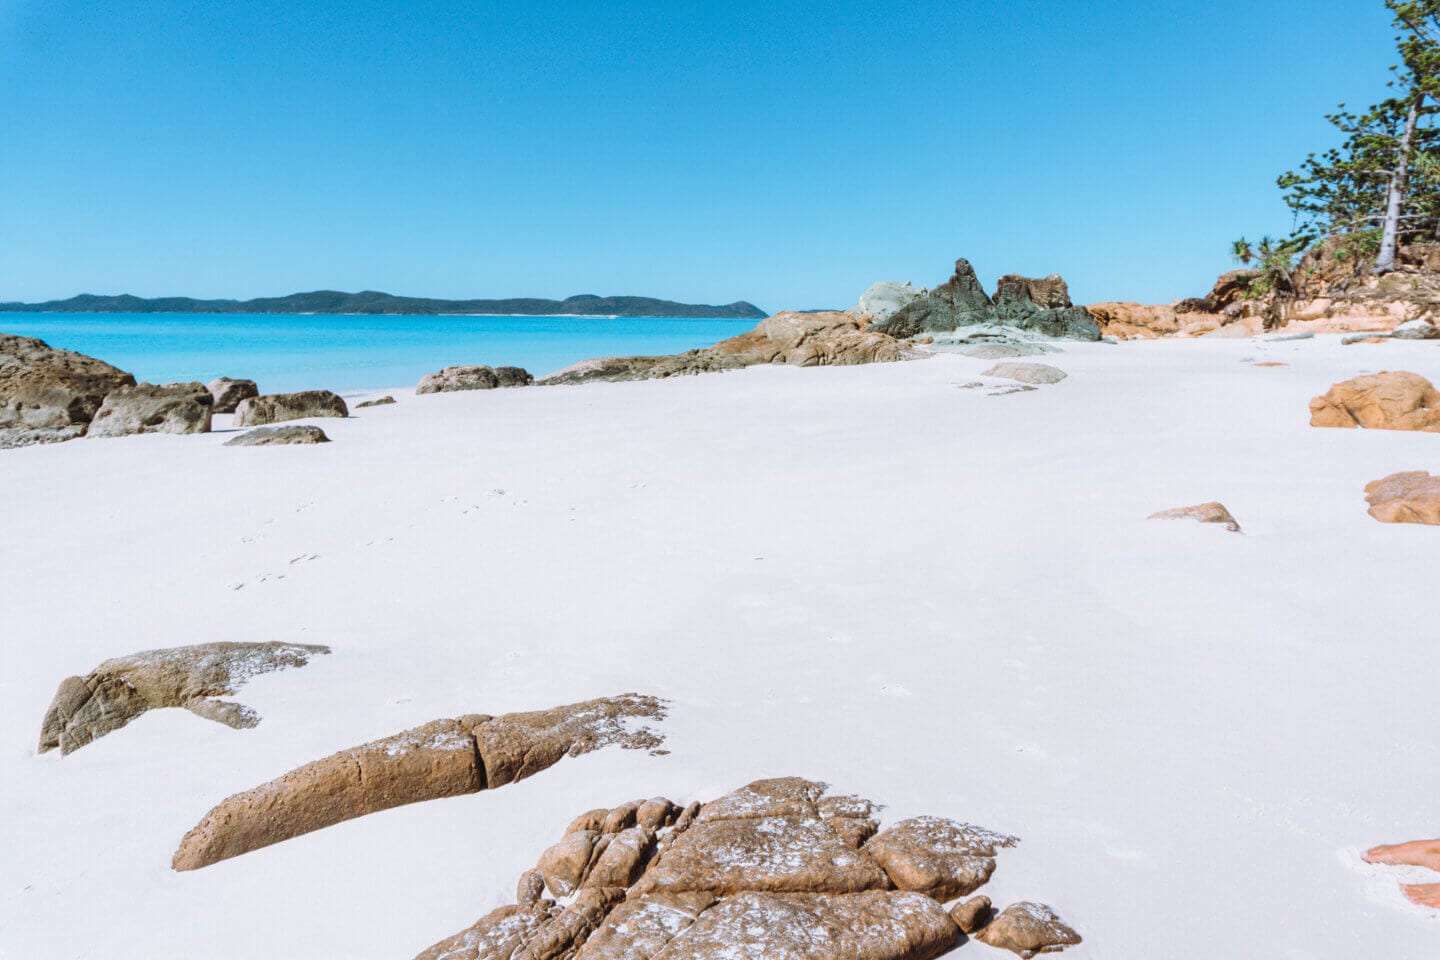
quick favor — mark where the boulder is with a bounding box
[1391,319,1440,340]
[171,694,668,871]
[416,365,534,394]
[852,281,928,322]
[865,816,1018,901]
[1309,371,1440,432]
[355,395,396,408]
[86,382,213,438]
[870,259,996,338]
[495,365,534,387]
[233,390,348,426]
[224,425,330,446]
[950,895,993,934]
[973,901,1082,958]
[207,377,258,413]
[983,362,1068,385]
[0,333,136,447]
[37,642,329,755]
[1364,471,1440,524]
[1147,501,1242,533]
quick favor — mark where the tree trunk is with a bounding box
[1374,91,1424,274]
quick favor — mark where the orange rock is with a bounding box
[1364,471,1440,525]
[1252,361,1289,368]
[1147,502,1241,532]
[1309,371,1440,432]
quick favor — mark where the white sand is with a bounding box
[2,336,1438,957]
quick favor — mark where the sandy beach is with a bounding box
[1,335,1437,957]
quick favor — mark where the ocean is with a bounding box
[0,312,760,394]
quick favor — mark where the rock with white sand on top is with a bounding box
[224,424,330,446]
[1364,471,1440,524]
[865,816,1019,901]
[1309,371,1440,432]
[1147,501,1241,532]
[233,389,348,426]
[983,362,1068,385]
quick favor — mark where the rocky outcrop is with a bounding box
[1085,302,1240,340]
[86,382,214,438]
[38,642,329,755]
[233,390,348,426]
[224,425,330,446]
[356,395,396,408]
[983,362,1067,385]
[851,281,927,323]
[207,377,259,413]
[416,779,1071,960]
[0,333,136,447]
[1364,471,1440,524]
[867,261,1099,341]
[1309,372,1440,432]
[539,312,909,386]
[1147,502,1241,532]
[973,901,1082,958]
[171,694,667,871]
[416,365,534,394]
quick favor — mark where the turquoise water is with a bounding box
[0,313,759,394]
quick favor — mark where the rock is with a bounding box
[571,893,715,960]
[1342,333,1391,344]
[1147,501,1241,532]
[37,642,328,755]
[538,830,602,897]
[224,425,330,446]
[637,797,678,829]
[870,259,996,338]
[1309,371,1440,432]
[1086,302,1181,339]
[85,382,213,438]
[865,816,1018,901]
[355,395,396,408]
[414,902,552,960]
[1266,332,1315,341]
[0,333,136,447]
[983,362,1067,385]
[950,895,993,934]
[584,825,656,889]
[990,276,1100,341]
[171,695,668,871]
[207,377,258,413]
[1364,471,1440,524]
[416,364,535,394]
[1252,361,1289,368]
[852,281,928,322]
[233,390,348,426]
[989,385,1038,396]
[974,901,1082,958]
[1390,319,1440,340]
[516,870,547,908]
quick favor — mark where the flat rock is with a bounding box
[865,816,1018,901]
[233,390,348,426]
[224,425,330,446]
[417,365,534,394]
[207,377,258,413]
[0,333,135,447]
[1147,501,1241,532]
[973,901,1082,958]
[1364,471,1440,524]
[87,381,213,438]
[983,362,1067,385]
[38,641,328,755]
[355,395,396,408]
[1309,371,1440,431]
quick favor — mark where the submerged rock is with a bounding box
[1309,371,1440,432]
[207,377,259,413]
[233,390,349,426]
[86,382,214,438]
[224,425,330,446]
[37,642,329,755]
[0,333,136,447]
[1365,471,1440,525]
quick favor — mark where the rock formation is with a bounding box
[852,281,927,323]
[417,365,534,394]
[865,261,1100,341]
[356,395,396,408]
[539,312,909,386]
[207,377,259,413]
[1147,502,1242,533]
[1309,371,1440,432]
[983,362,1068,385]
[86,382,214,438]
[973,901,1083,958]
[0,333,136,448]
[1364,471,1440,524]
[415,778,1076,960]
[37,642,329,755]
[224,425,331,446]
[233,389,349,426]
[171,694,668,871]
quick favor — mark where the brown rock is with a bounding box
[207,377,258,413]
[516,870,547,907]
[0,333,136,447]
[37,641,328,755]
[1252,361,1289,368]
[473,693,667,788]
[537,830,601,897]
[583,825,655,890]
[233,390,348,426]
[566,808,611,835]
[355,395,396,408]
[414,902,551,960]
[1085,302,1180,340]
[695,776,828,822]
[572,892,715,960]
[86,381,213,438]
[974,901,1081,958]
[636,797,678,830]
[1147,501,1242,533]
[865,817,1018,901]
[602,800,644,834]
[1309,371,1440,432]
[950,894,993,934]
[1365,471,1440,524]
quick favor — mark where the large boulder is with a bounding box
[1309,371,1440,432]
[38,642,329,755]
[207,377,258,413]
[233,389,348,426]
[86,382,213,438]
[852,281,928,322]
[973,901,1082,958]
[224,425,330,446]
[870,259,996,338]
[0,333,136,447]
[1364,471,1440,524]
[416,365,534,394]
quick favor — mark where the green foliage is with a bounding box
[1230,236,1305,299]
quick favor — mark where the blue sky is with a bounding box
[0,0,1401,309]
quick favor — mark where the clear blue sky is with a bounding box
[0,0,1401,310]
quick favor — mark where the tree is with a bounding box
[1278,1,1440,272]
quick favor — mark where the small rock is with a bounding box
[417,365,533,394]
[516,870,546,907]
[1147,501,1241,532]
[974,901,1082,958]
[1364,471,1440,524]
[224,425,330,446]
[355,395,396,408]
[1266,332,1314,341]
[233,390,348,426]
[1252,361,1289,368]
[950,894,993,934]
[87,382,213,438]
[1341,334,1391,344]
[207,377,258,413]
[1390,319,1439,340]
[983,362,1067,384]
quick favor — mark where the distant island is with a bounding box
[0,290,768,319]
